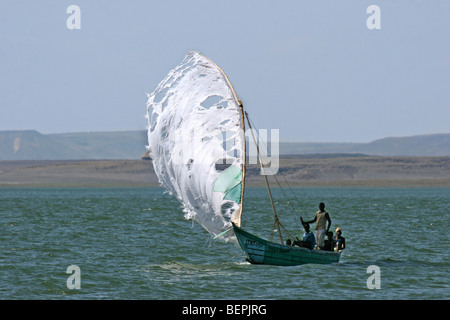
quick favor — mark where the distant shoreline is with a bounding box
[1,130,449,161]
[1,157,449,188]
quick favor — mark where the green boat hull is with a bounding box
[233,224,341,266]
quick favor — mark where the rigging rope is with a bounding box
[245,111,283,245]
[245,113,306,241]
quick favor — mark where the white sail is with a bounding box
[146,51,245,239]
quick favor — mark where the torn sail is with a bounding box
[146,51,245,239]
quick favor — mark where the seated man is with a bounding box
[322,231,335,251]
[333,227,346,252]
[293,218,316,250]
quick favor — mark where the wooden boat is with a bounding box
[233,224,341,266]
[147,51,343,266]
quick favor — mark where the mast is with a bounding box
[237,101,246,225]
[245,112,283,245]
[201,53,246,227]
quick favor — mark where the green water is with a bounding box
[0,187,448,299]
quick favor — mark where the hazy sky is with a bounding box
[1,1,449,142]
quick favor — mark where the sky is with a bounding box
[0,1,449,143]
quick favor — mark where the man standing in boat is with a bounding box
[305,202,332,249]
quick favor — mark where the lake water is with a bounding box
[0,187,448,300]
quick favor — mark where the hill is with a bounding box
[352,134,450,156]
[280,133,450,156]
[0,130,449,160]
[0,130,148,160]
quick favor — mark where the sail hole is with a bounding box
[200,95,223,109]
[215,100,230,110]
[215,161,232,171]
[161,93,173,111]
[153,87,169,103]
[149,114,159,132]
[187,158,193,170]
[160,126,169,139]
[221,201,235,218]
